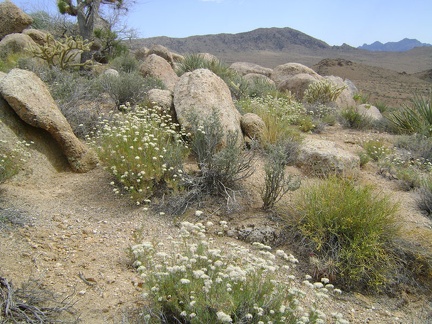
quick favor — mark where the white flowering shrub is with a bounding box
[362,139,392,162]
[88,104,189,203]
[237,95,305,146]
[132,220,347,323]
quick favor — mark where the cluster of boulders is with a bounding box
[135,45,368,175]
[0,1,375,176]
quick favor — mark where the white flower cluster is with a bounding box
[131,217,347,323]
[88,105,189,203]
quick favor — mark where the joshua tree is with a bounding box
[57,0,129,61]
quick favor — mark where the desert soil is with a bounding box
[1,125,432,323]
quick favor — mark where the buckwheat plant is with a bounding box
[88,104,189,203]
[362,139,392,162]
[132,218,347,323]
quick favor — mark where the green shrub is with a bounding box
[241,77,280,99]
[305,103,337,126]
[175,53,211,75]
[186,110,255,196]
[353,92,370,104]
[358,151,371,168]
[303,80,346,104]
[394,165,422,191]
[340,107,372,129]
[293,177,399,291]
[132,220,345,323]
[298,115,315,133]
[386,92,432,136]
[362,140,392,162]
[416,177,432,218]
[0,146,20,183]
[0,52,30,73]
[96,72,162,108]
[374,101,389,114]
[395,134,432,166]
[261,144,301,210]
[89,104,189,203]
[109,52,139,73]
[93,28,128,62]
[0,140,32,183]
[237,95,305,146]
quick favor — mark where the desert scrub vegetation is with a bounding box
[0,276,78,323]
[0,52,32,73]
[303,79,346,104]
[236,95,305,146]
[0,144,20,183]
[291,177,400,292]
[242,76,279,99]
[361,139,392,162]
[339,106,373,130]
[185,110,255,197]
[96,71,161,108]
[261,143,301,210]
[109,52,140,73]
[386,91,432,136]
[132,220,347,323]
[0,140,32,183]
[88,104,189,204]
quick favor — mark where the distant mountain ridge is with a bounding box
[358,38,432,52]
[130,27,432,74]
[131,27,330,53]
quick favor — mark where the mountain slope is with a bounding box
[358,38,432,52]
[130,27,432,74]
[131,27,330,53]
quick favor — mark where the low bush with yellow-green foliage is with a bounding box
[303,79,346,104]
[292,177,400,291]
[236,95,304,146]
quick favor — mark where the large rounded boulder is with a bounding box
[0,1,33,40]
[173,68,243,146]
[0,69,98,173]
[139,54,179,91]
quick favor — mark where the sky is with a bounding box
[8,0,432,47]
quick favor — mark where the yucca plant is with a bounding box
[386,92,432,136]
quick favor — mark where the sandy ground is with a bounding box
[1,126,432,323]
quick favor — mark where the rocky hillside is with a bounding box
[312,58,432,107]
[131,27,330,53]
[131,27,432,74]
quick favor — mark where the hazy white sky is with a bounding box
[8,0,432,47]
